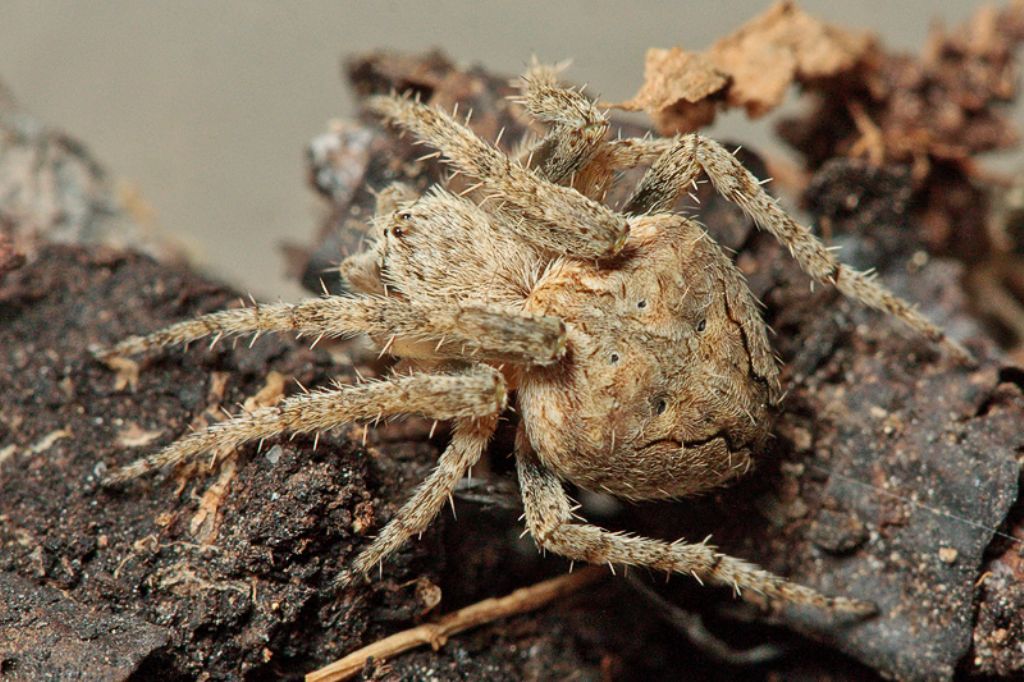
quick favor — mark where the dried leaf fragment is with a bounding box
[189,371,288,543]
[28,428,71,455]
[189,455,237,544]
[611,1,871,133]
[243,370,286,411]
[711,0,868,116]
[615,48,726,132]
[104,355,140,392]
[115,422,163,448]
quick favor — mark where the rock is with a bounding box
[0,571,169,681]
[0,79,180,262]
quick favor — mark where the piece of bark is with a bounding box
[0,571,169,680]
[4,47,1024,680]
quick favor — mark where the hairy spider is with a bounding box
[99,62,970,615]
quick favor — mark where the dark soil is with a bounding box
[2,48,1023,682]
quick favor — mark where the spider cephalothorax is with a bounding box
[99,62,970,615]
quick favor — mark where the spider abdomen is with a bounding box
[519,215,775,499]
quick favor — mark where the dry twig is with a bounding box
[306,567,605,682]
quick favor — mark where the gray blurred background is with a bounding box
[0,1,1012,300]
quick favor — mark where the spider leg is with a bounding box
[367,94,628,259]
[512,63,681,202]
[622,135,700,215]
[349,415,497,577]
[627,134,973,363]
[515,442,874,614]
[604,136,677,168]
[512,60,609,186]
[104,366,506,484]
[590,135,690,207]
[98,296,566,367]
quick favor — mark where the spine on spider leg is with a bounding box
[103,368,507,484]
[96,296,395,359]
[694,137,974,364]
[554,525,874,615]
[511,64,609,183]
[366,95,629,259]
[623,135,700,215]
[347,415,497,578]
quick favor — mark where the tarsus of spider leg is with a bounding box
[98,296,384,358]
[104,368,507,485]
[566,516,872,615]
[366,94,628,259]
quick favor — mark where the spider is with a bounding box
[98,62,971,616]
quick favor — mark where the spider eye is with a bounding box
[636,299,647,309]
[609,352,620,364]
[392,212,413,237]
[696,318,706,333]
[655,398,669,415]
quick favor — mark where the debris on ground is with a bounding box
[611,1,871,132]
[3,6,1024,680]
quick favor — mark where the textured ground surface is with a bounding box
[2,48,1024,682]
